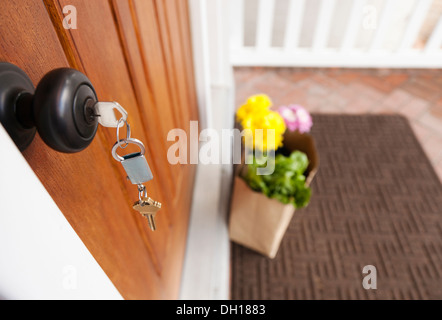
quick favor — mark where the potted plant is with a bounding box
[229,95,318,258]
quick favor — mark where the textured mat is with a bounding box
[230,114,442,300]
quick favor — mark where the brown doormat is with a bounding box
[230,114,442,300]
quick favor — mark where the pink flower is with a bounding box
[278,105,312,133]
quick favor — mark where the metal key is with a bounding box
[104,103,161,230]
[133,197,162,231]
[94,102,128,128]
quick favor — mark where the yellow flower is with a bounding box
[241,110,286,151]
[236,94,272,122]
[236,94,287,151]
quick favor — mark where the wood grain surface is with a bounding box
[0,0,198,299]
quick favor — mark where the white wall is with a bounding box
[0,124,122,300]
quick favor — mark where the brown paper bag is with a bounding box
[229,176,295,259]
[229,132,319,258]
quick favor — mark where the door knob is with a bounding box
[0,62,99,153]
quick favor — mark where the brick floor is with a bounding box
[234,67,442,182]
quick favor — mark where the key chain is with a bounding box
[95,102,162,231]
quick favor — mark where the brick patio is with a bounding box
[234,67,442,181]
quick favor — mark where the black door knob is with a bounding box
[0,62,99,153]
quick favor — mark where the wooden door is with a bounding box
[0,0,198,299]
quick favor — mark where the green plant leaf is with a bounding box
[241,151,312,209]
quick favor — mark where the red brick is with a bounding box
[435,164,442,183]
[277,88,309,107]
[359,74,399,93]
[372,90,413,113]
[381,90,413,108]
[275,68,314,83]
[235,83,264,108]
[429,102,442,121]
[401,79,441,101]
[384,73,409,87]
[347,96,377,114]
[345,82,385,101]
[234,67,267,85]
[418,112,442,136]
[422,134,442,164]
[410,122,434,145]
[253,72,294,99]
[327,92,349,109]
[332,72,362,84]
[397,97,429,119]
[309,73,342,90]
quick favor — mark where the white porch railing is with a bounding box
[229,0,442,68]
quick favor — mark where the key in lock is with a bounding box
[112,138,153,185]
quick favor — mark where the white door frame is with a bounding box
[180,0,235,300]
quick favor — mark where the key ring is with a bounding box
[111,137,146,162]
[138,184,147,201]
[116,118,131,149]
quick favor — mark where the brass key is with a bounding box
[133,197,162,231]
